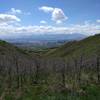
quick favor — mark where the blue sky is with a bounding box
[0,0,100,37]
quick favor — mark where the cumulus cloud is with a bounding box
[52,8,68,24]
[0,22,100,37]
[0,14,20,24]
[39,6,54,13]
[40,20,47,24]
[7,8,31,15]
[0,9,99,37]
[97,19,100,23]
[39,6,68,24]
[9,8,22,14]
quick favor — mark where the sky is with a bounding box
[0,0,100,38]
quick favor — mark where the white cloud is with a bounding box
[39,6,68,24]
[52,8,68,24]
[10,8,22,14]
[40,20,47,24]
[39,6,54,13]
[0,14,20,24]
[55,20,62,24]
[7,8,31,15]
[0,10,99,37]
[97,19,100,23]
[0,22,100,37]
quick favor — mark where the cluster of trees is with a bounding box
[0,52,100,92]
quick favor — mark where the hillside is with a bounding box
[0,35,100,100]
[0,40,34,65]
[0,40,29,55]
[45,34,100,58]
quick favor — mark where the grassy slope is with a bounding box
[0,40,40,59]
[45,34,100,58]
[0,35,100,100]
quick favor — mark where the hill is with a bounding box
[0,35,100,100]
[0,40,34,62]
[45,34,100,58]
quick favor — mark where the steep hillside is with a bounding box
[45,34,100,58]
[0,36,100,100]
[0,40,28,55]
[0,40,36,79]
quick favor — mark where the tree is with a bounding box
[96,55,100,83]
[14,56,20,88]
[33,58,40,84]
[61,59,66,88]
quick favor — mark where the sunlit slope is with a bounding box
[0,40,30,56]
[45,34,100,57]
[0,40,35,69]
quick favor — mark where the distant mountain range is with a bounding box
[0,33,87,49]
[0,33,86,43]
